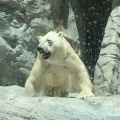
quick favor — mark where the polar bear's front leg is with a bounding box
[23,56,43,97]
[23,76,37,97]
[74,76,94,99]
[77,85,94,99]
[67,52,94,99]
[73,67,94,99]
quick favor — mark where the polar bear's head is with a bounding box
[37,31,66,63]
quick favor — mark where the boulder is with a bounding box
[0,86,103,120]
[94,6,120,96]
[1,86,120,120]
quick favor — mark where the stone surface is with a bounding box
[93,6,120,96]
[1,86,120,120]
[86,96,120,120]
[0,86,103,120]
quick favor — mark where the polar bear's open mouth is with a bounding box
[41,52,51,59]
[37,47,51,59]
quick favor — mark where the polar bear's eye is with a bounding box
[47,39,53,46]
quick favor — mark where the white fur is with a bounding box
[23,31,94,98]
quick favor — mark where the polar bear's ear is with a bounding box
[38,36,42,42]
[58,32,63,37]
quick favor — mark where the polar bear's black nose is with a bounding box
[37,47,44,53]
[37,46,51,59]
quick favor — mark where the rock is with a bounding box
[86,96,120,120]
[1,85,120,120]
[93,7,120,96]
[0,86,103,120]
[0,85,23,99]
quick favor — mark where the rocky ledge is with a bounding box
[0,85,120,120]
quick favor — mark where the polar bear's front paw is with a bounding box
[77,91,94,99]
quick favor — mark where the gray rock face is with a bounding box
[1,86,120,120]
[86,96,120,120]
[94,7,120,96]
[0,0,78,86]
[0,86,103,120]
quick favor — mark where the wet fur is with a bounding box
[23,31,94,99]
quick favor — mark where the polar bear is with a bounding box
[23,31,94,99]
